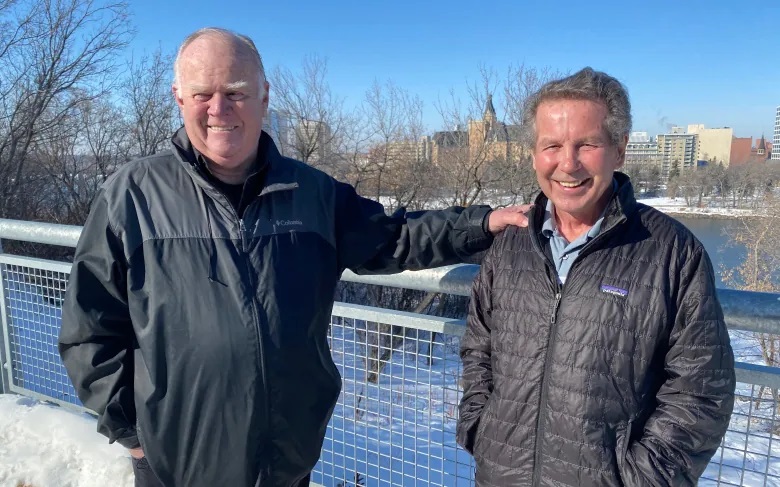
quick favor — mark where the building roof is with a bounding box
[484,94,497,121]
[756,134,767,151]
[433,130,467,147]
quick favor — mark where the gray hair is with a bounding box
[173,27,266,92]
[522,67,631,147]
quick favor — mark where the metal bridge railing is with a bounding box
[2,218,780,486]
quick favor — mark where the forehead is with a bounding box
[178,36,258,86]
[535,98,608,133]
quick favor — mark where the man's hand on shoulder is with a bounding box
[487,204,533,235]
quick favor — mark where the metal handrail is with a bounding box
[1,218,780,485]
[1,218,778,333]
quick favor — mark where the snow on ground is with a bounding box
[0,394,133,487]
[637,197,760,218]
[379,195,762,219]
[2,327,780,486]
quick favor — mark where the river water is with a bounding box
[673,216,746,289]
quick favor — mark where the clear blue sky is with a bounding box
[129,0,779,139]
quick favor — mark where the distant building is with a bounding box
[432,95,523,165]
[773,106,780,161]
[373,136,432,166]
[751,135,771,161]
[296,119,332,164]
[629,132,651,143]
[262,109,293,150]
[687,124,733,166]
[730,137,753,165]
[657,130,698,180]
[624,132,659,172]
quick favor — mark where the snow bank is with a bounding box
[0,394,132,487]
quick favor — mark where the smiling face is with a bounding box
[173,34,269,182]
[532,98,627,226]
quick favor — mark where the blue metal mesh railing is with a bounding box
[2,252,780,485]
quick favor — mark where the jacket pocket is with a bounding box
[472,396,493,458]
[615,419,633,479]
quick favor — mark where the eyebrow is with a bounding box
[224,81,249,91]
[185,81,250,92]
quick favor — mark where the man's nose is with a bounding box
[207,93,231,117]
[559,145,581,171]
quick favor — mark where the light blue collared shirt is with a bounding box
[541,179,617,284]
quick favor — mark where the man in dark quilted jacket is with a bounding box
[457,67,735,486]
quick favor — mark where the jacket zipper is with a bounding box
[531,291,562,486]
[528,209,626,485]
[238,217,272,481]
[201,177,297,483]
[205,185,273,479]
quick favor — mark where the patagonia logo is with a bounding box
[601,284,628,297]
[275,219,303,227]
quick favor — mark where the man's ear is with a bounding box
[172,84,184,108]
[262,81,270,105]
[616,134,629,169]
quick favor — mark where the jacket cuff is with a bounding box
[466,206,494,253]
[114,429,141,450]
[481,210,493,236]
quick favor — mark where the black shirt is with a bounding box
[197,137,269,218]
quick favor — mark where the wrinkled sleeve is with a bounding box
[334,181,493,274]
[620,246,736,486]
[58,191,139,449]
[456,246,495,454]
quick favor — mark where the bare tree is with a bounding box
[269,55,345,171]
[36,95,131,226]
[362,80,432,209]
[124,46,178,158]
[333,109,374,193]
[491,64,567,205]
[503,63,565,127]
[0,0,132,218]
[722,195,780,415]
[434,66,506,207]
[33,106,94,224]
[81,96,131,178]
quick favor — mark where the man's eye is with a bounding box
[193,93,211,101]
[227,92,247,101]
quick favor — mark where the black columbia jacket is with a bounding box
[458,174,735,486]
[60,128,495,486]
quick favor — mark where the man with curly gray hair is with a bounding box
[458,67,735,486]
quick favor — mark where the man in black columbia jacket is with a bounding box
[58,28,529,487]
[457,68,735,486]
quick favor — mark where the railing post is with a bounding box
[0,237,9,395]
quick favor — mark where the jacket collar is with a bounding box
[170,127,299,197]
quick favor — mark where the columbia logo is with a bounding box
[275,219,303,227]
[601,284,628,297]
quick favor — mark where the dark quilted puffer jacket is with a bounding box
[457,174,736,486]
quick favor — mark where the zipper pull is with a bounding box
[239,219,247,252]
[550,292,562,324]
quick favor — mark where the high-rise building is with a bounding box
[262,109,293,151]
[657,129,698,180]
[296,119,332,164]
[625,132,659,172]
[687,124,733,166]
[773,106,780,161]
